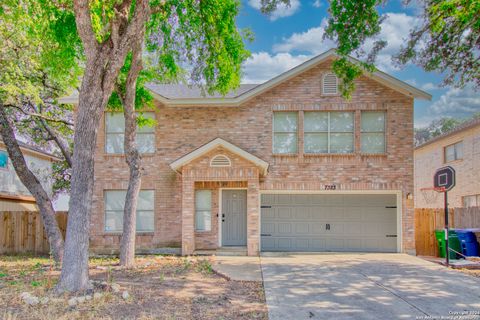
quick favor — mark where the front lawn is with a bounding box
[0,255,267,320]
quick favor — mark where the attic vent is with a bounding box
[323,73,338,95]
[210,155,231,167]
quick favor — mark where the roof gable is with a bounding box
[59,49,431,106]
[170,138,269,175]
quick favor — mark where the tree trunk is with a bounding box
[55,53,116,292]
[55,0,151,293]
[119,43,144,268]
[0,105,64,264]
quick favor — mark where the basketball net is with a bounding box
[420,187,446,204]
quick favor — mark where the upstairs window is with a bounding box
[105,112,155,154]
[361,112,386,154]
[304,112,354,154]
[104,190,154,232]
[0,150,8,169]
[444,141,463,162]
[273,112,298,154]
[463,194,480,208]
[322,73,339,95]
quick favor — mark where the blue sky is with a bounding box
[236,0,480,128]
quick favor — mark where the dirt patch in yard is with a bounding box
[0,255,267,320]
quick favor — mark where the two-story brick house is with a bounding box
[415,117,480,208]
[63,50,431,256]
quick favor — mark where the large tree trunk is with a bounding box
[0,105,64,264]
[119,43,144,268]
[55,0,151,292]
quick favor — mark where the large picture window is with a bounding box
[104,190,154,232]
[105,112,155,154]
[195,190,212,231]
[304,112,354,154]
[273,112,298,154]
[361,112,386,154]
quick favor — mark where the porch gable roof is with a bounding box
[170,138,269,175]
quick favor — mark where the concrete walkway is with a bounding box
[212,256,262,282]
[261,253,480,320]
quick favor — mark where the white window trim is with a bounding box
[104,112,156,155]
[444,141,463,163]
[304,111,355,154]
[322,72,339,95]
[360,111,387,154]
[195,189,212,232]
[272,112,298,155]
[104,190,155,233]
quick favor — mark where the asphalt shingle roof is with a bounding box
[145,83,259,99]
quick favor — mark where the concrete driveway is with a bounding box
[261,253,480,320]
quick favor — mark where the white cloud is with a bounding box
[420,82,438,91]
[248,0,301,21]
[272,12,419,71]
[242,52,311,83]
[312,0,322,8]
[429,85,480,116]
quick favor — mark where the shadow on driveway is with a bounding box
[260,253,480,320]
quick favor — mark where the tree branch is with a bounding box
[38,118,73,168]
[73,0,99,57]
[5,104,74,126]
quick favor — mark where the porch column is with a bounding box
[182,179,195,255]
[247,179,260,256]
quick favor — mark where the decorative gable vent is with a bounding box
[323,73,338,95]
[210,155,231,167]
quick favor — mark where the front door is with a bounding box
[222,190,247,246]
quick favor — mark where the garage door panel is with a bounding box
[261,194,397,252]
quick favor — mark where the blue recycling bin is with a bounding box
[456,230,480,257]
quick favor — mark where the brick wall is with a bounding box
[415,124,480,208]
[90,58,415,253]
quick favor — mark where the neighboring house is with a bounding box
[415,117,480,209]
[62,49,431,256]
[0,140,60,211]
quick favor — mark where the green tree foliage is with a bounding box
[264,0,479,98]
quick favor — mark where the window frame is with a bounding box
[195,189,212,232]
[360,111,387,154]
[463,194,480,208]
[0,150,8,170]
[104,111,156,155]
[304,111,355,154]
[272,112,298,155]
[104,189,155,233]
[444,141,463,163]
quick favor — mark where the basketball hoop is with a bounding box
[420,186,446,205]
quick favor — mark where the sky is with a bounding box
[236,0,480,128]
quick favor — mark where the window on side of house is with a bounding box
[105,112,155,154]
[104,190,154,232]
[304,112,354,154]
[444,141,463,162]
[195,190,212,232]
[273,112,298,154]
[463,194,480,208]
[0,150,8,169]
[361,112,386,154]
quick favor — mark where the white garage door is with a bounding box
[261,194,398,252]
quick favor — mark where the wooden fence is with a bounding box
[415,207,480,257]
[0,211,67,255]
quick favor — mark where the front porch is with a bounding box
[169,138,269,257]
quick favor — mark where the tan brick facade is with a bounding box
[90,59,416,255]
[415,123,480,208]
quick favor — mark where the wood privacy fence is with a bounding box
[415,207,480,257]
[0,211,67,255]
